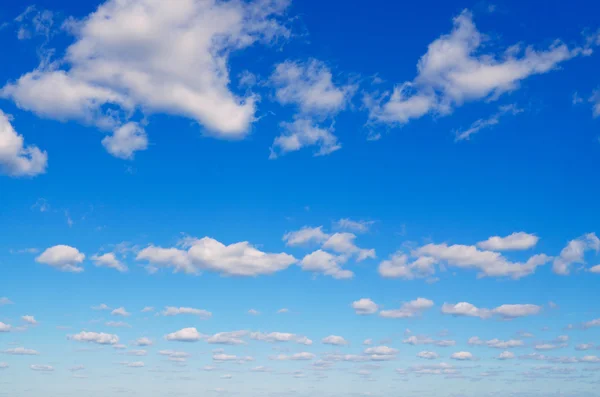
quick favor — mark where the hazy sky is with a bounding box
[1,1,600,396]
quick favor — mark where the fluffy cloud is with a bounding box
[0,297,12,306]
[322,335,349,346]
[111,307,130,317]
[162,307,212,319]
[137,237,296,276]
[417,351,439,360]
[468,336,524,349]
[497,351,515,360]
[366,10,585,126]
[0,322,12,332]
[0,110,47,177]
[451,351,474,361]
[378,253,437,279]
[300,250,353,279]
[91,303,110,311]
[553,233,599,275]
[379,298,434,319]
[22,315,38,325]
[352,298,379,315]
[68,331,119,345]
[2,347,39,355]
[250,332,312,345]
[441,302,541,320]
[403,335,456,347]
[159,350,191,362]
[1,0,291,143]
[30,364,54,372]
[206,331,248,345]
[36,245,85,272]
[91,253,127,272]
[269,118,341,158]
[270,352,316,361]
[322,233,376,261]
[476,232,539,251]
[134,337,153,347]
[101,122,148,159]
[165,327,202,342]
[283,226,329,246]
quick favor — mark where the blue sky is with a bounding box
[0,0,600,396]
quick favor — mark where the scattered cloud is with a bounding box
[0,108,47,177]
[36,245,85,272]
[352,298,379,315]
[68,331,119,345]
[91,253,128,272]
[553,233,599,275]
[162,307,212,319]
[476,232,539,251]
[380,298,434,319]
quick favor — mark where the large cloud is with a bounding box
[0,110,47,177]
[1,0,291,156]
[553,233,599,275]
[68,331,119,345]
[36,245,85,272]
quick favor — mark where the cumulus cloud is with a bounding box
[22,315,38,325]
[162,307,212,319]
[269,118,341,158]
[91,303,110,311]
[553,233,599,275]
[477,232,539,251]
[270,352,316,361]
[2,347,39,355]
[250,332,312,345]
[283,226,329,246]
[468,336,524,349]
[300,250,353,279]
[379,298,434,319]
[352,298,379,315]
[137,236,296,276]
[111,307,130,317]
[498,351,515,360]
[451,351,474,361]
[0,110,47,177]
[68,331,119,345]
[366,10,586,126]
[101,122,148,159]
[206,331,248,345]
[165,327,202,342]
[378,253,437,279]
[322,233,376,261]
[1,0,292,144]
[91,253,127,272]
[36,245,85,272]
[403,335,456,347]
[30,364,54,372]
[442,302,541,319]
[134,337,153,347]
[417,351,439,360]
[322,335,349,346]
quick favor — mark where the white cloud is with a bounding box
[165,327,202,342]
[111,307,130,317]
[553,233,599,275]
[101,122,148,159]
[248,309,260,315]
[277,308,289,314]
[378,253,436,279]
[123,361,144,368]
[283,226,329,246]
[441,302,491,319]
[417,351,439,360]
[583,318,600,329]
[270,352,316,361]
[366,10,585,126]
[162,307,212,319]
[137,236,297,276]
[300,250,353,279]
[141,307,154,313]
[322,335,349,346]
[91,253,127,272]
[134,337,153,347]
[91,303,110,311]
[352,298,379,315]
[403,335,456,347]
[442,302,541,319]
[477,232,539,251]
[2,0,291,139]
[451,351,474,361]
[322,233,376,261]
[2,347,39,355]
[269,118,341,158]
[250,332,312,345]
[68,331,119,345]
[125,349,147,356]
[379,298,434,319]
[497,351,515,360]
[30,364,54,372]
[271,59,355,115]
[454,104,523,141]
[206,331,248,345]
[36,245,85,273]
[0,322,12,332]
[21,315,38,325]
[590,264,600,273]
[468,336,524,349]
[0,363,7,369]
[0,297,13,306]
[492,304,541,319]
[364,346,398,356]
[0,110,47,177]
[334,219,374,233]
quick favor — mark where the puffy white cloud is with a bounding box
[575,343,594,351]
[366,10,585,126]
[137,237,296,276]
[441,302,491,319]
[364,346,398,356]
[271,59,355,115]
[91,303,110,311]
[30,364,54,372]
[441,302,541,320]
[417,351,439,360]
[91,253,127,272]
[277,308,289,314]
[165,327,202,342]
[403,335,456,347]
[477,232,539,251]
[451,351,474,361]
[468,336,524,349]
[378,253,437,280]
[283,226,329,246]
[0,322,12,332]
[492,304,541,319]
[352,298,379,315]
[0,110,47,177]
[134,337,153,347]
[497,351,515,360]
[162,307,212,319]
[379,298,434,319]
[206,331,248,345]
[68,331,119,345]
[553,233,600,275]
[111,307,130,317]
[141,307,154,313]
[250,332,312,345]
[534,343,565,351]
[269,118,341,158]
[300,250,353,279]
[322,233,376,261]
[21,315,38,325]
[590,264,600,273]
[270,352,316,361]
[36,245,85,273]
[101,122,147,159]
[583,318,600,329]
[248,309,260,315]
[322,335,348,346]
[2,347,39,355]
[2,0,291,139]
[580,355,600,363]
